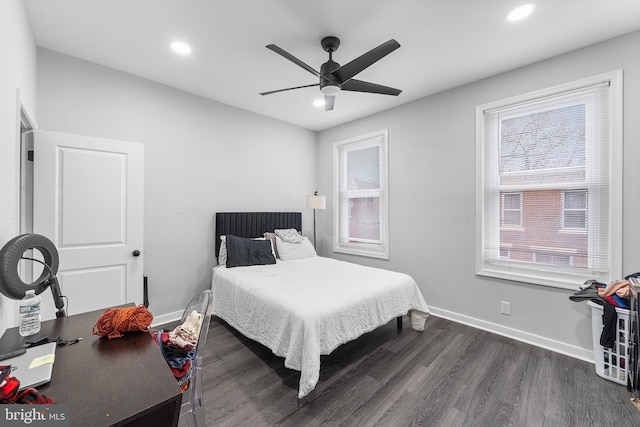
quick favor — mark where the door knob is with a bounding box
[132,250,141,257]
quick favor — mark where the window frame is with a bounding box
[333,129,389,259]
[475,70,623,290]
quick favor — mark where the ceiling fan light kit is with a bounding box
[320,85,341,96]
[261,36,402,111]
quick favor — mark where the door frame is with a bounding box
[1,96,38,331]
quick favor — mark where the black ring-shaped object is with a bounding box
[0,234,59,299]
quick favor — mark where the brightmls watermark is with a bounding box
[0,405,68,426]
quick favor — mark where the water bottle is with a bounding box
[18,290,41,337]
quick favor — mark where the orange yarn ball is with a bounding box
[92,305,153,339]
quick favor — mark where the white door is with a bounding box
[33,130,144,319]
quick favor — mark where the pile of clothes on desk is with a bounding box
[0,365,55,404]
[154,310,203,392]
[569,274,638,349]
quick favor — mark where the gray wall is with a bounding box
[317,30,640,361]
[0,0,37,332]
[4,0,639,359]
[36,49,317,322]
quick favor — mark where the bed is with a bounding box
[211,212,430,398]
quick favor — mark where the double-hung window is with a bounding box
[333,129,389,259]
[476,71,622,289]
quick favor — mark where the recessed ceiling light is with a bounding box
[313,99,325,107]
[170,41,192,55]
[507,3,535,22]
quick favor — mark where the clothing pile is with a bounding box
[569,274,639,349]
[154,310,203,392]
[0,365,55,404]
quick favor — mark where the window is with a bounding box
[562,190,587,229]
[476,71,622,289]
[533,251,573,266]
[333,129,389,259]
[501,193,522,227]
[500,245,511,259]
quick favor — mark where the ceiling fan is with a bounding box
[260,36,402,111]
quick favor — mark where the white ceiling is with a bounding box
[24,0,640,131]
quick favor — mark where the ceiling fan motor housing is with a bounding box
[320,59,342,94]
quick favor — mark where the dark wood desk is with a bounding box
[0,306,182,427]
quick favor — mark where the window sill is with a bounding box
[334,243,389,260]
[500,226,525,232]
[476,261,608,290]
[559,228,587,235]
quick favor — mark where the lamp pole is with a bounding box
[306,191,326,254]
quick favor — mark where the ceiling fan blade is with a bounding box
[325,95,335,111]
[332,39,400,83]
[266,44,321,78]
[260,83,319,96]
[342,79,402,96]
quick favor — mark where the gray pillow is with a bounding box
[225,235,276,268]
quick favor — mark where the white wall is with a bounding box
[0,0,37,333]
[317,30,640,361]
[36,49,317,322]
[7,5,639,359]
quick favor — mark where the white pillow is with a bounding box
[275,235,317,261]
[218,235,276,265]
[274,228,303,243]
[263,232,280,258]
[218,235,227,265]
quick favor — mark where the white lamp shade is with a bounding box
[306,194,326,210]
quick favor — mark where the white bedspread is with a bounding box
[211,256,430,398]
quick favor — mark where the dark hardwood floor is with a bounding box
[170,315,640,426]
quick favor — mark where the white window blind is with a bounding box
[476,71,622,289]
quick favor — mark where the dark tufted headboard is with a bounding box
[215,212,302,257]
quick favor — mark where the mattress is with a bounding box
[211,256,430,398]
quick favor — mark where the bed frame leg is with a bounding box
[397,316,403,329]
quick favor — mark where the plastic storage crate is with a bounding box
[588,300,630,385]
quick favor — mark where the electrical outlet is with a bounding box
[501,301,511,315]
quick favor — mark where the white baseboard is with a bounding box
[151,310,183,328]
[428,306,595,364]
